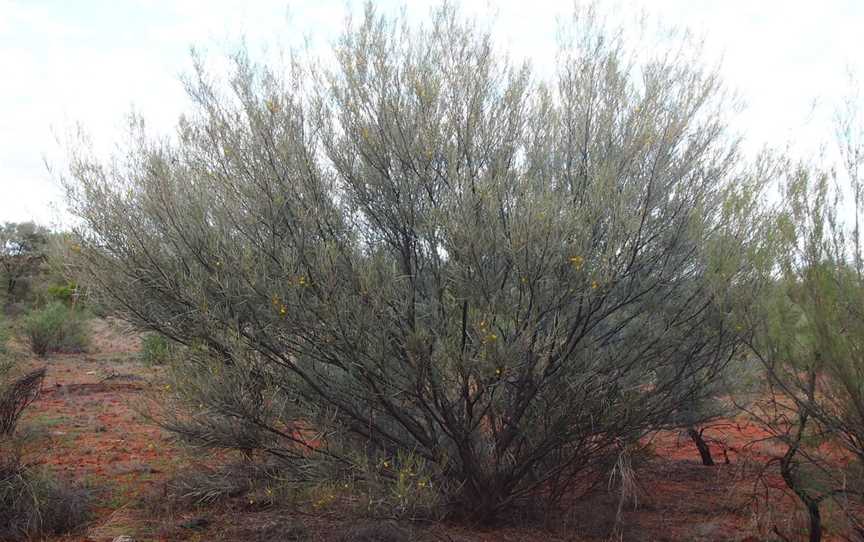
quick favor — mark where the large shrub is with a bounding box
[63,4,764,522]
[22,302,89,357]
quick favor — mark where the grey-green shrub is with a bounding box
[0,463,91,541]
[62,3,766,522]
[0,316,8,357]
[22,302,88,357]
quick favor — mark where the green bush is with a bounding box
[44,282,78,305]
[140,333,173,365]
[22,302,88,357]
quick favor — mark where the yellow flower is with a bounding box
[279,306,287,316]
[488,333,497,341]
[569,255,584,269]
[591,280,599,290]
[298,276,307,286]
[495,368,502,377]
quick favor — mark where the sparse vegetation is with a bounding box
[140,332,173,365]
[742,128,864,540]
[0,358,90,540]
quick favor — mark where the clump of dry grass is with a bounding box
[0,361,91,540]
[337,522,411,542]
[0,456,92,541]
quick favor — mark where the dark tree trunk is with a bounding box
[805,501,822,542]
[687,426,715,466]
[776,370,822,542]
[779,444,822,542]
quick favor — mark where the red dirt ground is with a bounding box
[13,319,860,541]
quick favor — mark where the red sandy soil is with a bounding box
[13,319,859,541]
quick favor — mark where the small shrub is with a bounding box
[22,302,88,357]
[140,333,172,365]
[0,359,90,540]
[353,450,446,520]
[44,282,78,305]
[0,452,91,540]
[168,461,265,506]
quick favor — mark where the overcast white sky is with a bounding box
[1,0,862,227]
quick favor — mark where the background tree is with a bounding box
[664,157,777,467]
[0,222,49,302]
[62,4,763,522]
[744,160,864,540]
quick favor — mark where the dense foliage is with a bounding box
[0,221,49,302]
